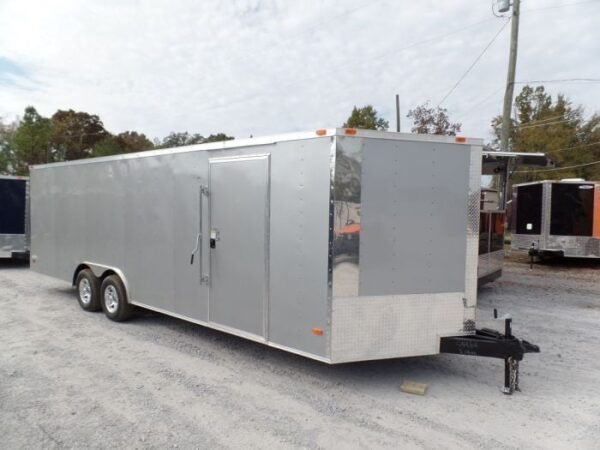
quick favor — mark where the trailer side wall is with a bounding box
[31,137,332,359]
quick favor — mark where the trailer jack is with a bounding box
[529,242,539,269]
[440,310,540,394]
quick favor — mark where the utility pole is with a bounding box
[395,94,401,132]
[500,0,520,151]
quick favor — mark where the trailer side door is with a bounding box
[208,155,270,339]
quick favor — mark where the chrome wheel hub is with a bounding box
[79,278,92,305]
[104,285,119,313]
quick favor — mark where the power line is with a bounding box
[523,0,600,12]
[170,0,388,112]
[515,118,571,129]
[254,0,386,53]
[191,15,503,118]
[515,118,575,129]
[233,0,390,76]
[362,16,499,65]
[511,141,600,158]
[544,141,600,154]
[514,159,600,173]
[437,19,510,106]
[511,114,565,127]
[455,86,503,119]
[515,78,600,84]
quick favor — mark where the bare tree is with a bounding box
[407,102,461,136]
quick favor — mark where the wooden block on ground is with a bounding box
[400,380,428,396]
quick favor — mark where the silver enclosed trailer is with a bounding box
[0,175,29,259]
[477,151,549,283]
[30,128,538,391]
[512,179,600,258]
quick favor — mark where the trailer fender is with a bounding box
[73,262,131,300]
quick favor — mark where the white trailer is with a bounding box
[30,128,538,393]
[0,175,29,259]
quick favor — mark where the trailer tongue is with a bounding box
[440,310,540,394]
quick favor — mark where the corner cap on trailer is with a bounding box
[0,175,30,181]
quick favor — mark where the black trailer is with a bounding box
[0,175,29,259]
[512,179,600,258]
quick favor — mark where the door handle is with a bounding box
[190,233,201,264]
[193,184,210,285]
[210,228,220,249]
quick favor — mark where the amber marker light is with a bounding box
[315,129,327,136]
[455,136,466,143]
[345,128,357,135]
[312,328,324,336]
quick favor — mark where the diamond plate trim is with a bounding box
[331,292,465,363]
[464,145,482,321]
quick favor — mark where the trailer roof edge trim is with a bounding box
[481,151,546,158]
[0,175,29,180]
[30,128,484,170]
[514,179,596,187]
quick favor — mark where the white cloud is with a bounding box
[0,0,598,142]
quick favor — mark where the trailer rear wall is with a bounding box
[0,176,29,258]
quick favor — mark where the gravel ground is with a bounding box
[1,253,599,449]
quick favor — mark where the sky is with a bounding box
[0,0,599,143]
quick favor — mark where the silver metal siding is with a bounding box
[24,176,31,250]
[541,182,551,249]
[359,139,470,295]
[267,138,331,358]
[31,137,331,360]
[208,155,269,339]
[32,151,210,320]
[31,169,58,273]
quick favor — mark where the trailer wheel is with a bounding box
[100,275,133,322]
[75,269,101,312]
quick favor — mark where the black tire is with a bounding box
[100,274,133,322]
[75,269,101,312]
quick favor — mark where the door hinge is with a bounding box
[200,185,209,196]
[201,274,209,284]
